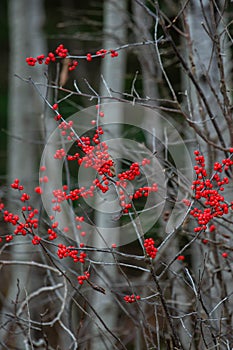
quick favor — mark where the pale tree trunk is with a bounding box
[0,0,47,347]
[184,0,233,346]
[132,1,193,347]
[132,3,160,349]
[89,1,127,349]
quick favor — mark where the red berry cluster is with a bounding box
[117,188,132,212]
[44,52,56,65]
[26,44,119,71]
[76,128,115,179]
[86,49,118,61]
[25,57,37,66]
[54,114,62,121]
[68,60,78,71]
[54,148,66,159]
[133,184,158,199]
[2,181,39,242]
[118,163,140,181]
[37,55,45,64]
[67,153,80,161]
[116,181,158,213]
[116,160,157,211]
[110,49,118,57]
[86,53,93,62]
[47,120,159,214]
[3,207,39,237]
[66,184,96,202]
[57,244,87,264]
[32,235,41,245]
[11,178,24,190]
[47,228,57,240]
[55,44,68,58]
[26,53,56,66]
[77,271,90,285]
[26,45,67,67]
[124,294,141,303]
[3,211,19,226]
[58,120,74,139]
[96,49,107,57]
[191,150,233,232]
[0,179,91,268]
[20,193,30,202]
[144,238,158,259]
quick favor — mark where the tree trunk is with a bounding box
[184,0,233,346]
[89,0,127,349]
[1,0,47,347]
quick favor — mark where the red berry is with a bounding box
[177,255,185,261]
[86,53,92,61]
[34,186,43,194]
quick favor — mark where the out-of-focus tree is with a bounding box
[90,1,127,349]
[183,0,233,347]
[0,0,47,348]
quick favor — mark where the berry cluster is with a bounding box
[77,271,90,285]
[87,50,118,60]
[54,148,66,160]
[0,179,90,262]
[46,119,158,214]
[118,163,140,181]
[57,244,87,264]
[2,206,39,241]
[26,52,56,66]
[110,49,118,57]
[26,44,118,71]
[75,216,86,235]
[96,49,108,57]
[25,44,158,215]
[47,228,57,241]
[11,178,24,190]
[25,57,38,66]
[26,45,67,67]
[190,150,233,233]
[55,44,68,58]
[68,60,78,71]
[0,180,40,242]
[58,120,74,139]
[144,238,157,259]
[124,294,141,303]
[133,184,158,199]
[86,53,93,62]
[32,235,41,245]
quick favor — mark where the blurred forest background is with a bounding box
[0,0,184,180]
[1,1,233,349]
[0,0,113,178]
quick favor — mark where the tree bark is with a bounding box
[1,0,46,347]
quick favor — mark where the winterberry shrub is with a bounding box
[2,35,233,350]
